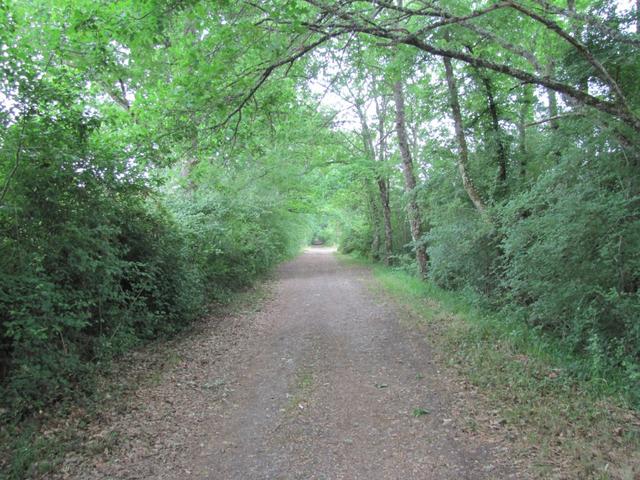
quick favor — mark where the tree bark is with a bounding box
[356,98,394,265]
[442,57,487,214]
[375,95,393,265]
[376,177,392,264]
[546,61,560,131]
[480,75,508,192]
[565,1,588,93]
[393,80,428,278]
[366,181,382,260]
[465,43,507,192]
[517,84,534,180]
[544,61,563,162]
[370,214,381,257]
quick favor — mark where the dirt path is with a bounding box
[59,247,518,479]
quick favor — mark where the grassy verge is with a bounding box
[340,254,640,479]
[0,284,270,480]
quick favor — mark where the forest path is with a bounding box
[63,247,518,479]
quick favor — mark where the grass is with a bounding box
[286,370,315,414]
[0,283,271,480]
[297,371,314,391]
[340,253,640,479]
[412,408,430,417]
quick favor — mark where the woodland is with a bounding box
[0,0,639,468]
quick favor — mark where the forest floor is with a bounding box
[50,246,524,479]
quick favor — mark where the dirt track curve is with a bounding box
[59,247,519,479]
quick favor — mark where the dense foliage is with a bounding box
[1,0,639,427]
[0,0,324,417]
[324,3,640,399]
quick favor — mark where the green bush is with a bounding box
[0,75,308,417]
[338,219,372,256]
[499,162,640,375]
[0,167,202,415]
[427,207,501,295]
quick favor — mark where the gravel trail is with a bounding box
[60,247,517,479]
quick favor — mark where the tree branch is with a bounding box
[211,33,338,133]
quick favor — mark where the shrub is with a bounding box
[427,208,502,295]
[498,160,640,377]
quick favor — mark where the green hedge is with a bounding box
[0,88,307,418]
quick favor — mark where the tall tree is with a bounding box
[393,80,428,277]
[374,94,393,265]
[443,57,487,214]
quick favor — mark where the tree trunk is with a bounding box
[546,61,560,131]
[370,222,381,258]
[366,182,382,260]
[563,1,590,96]
[480,75,508,193]
[375,96,393,265]
[442,57,487,214]
[393,80,428,278]
[465,43,507,194]
[545,61,562,162]
[357,99,393,265]
[517,85,534,180]
[376,177,392,264]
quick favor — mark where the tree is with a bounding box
[393,79,428,277]
[443,56,487,214]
